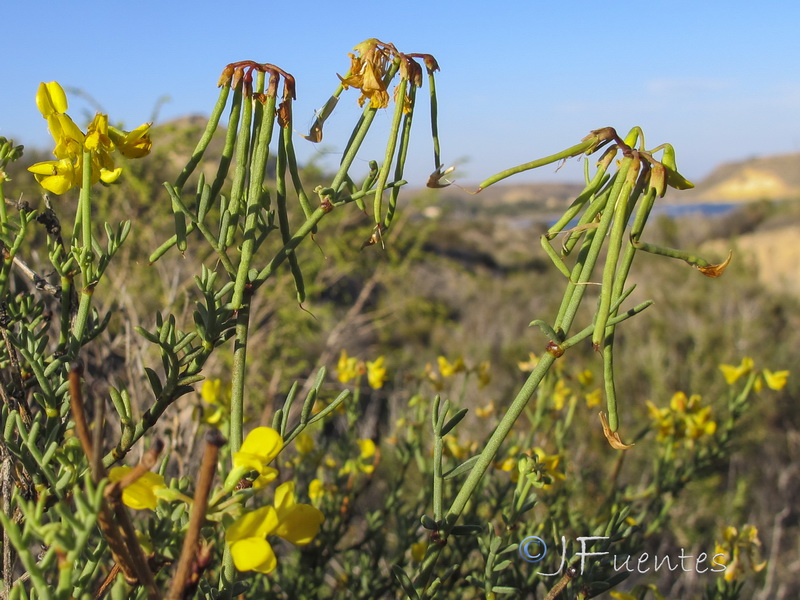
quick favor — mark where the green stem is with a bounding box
[79,149,93,280]
[414,352,558,590]
[477,139,598,190]
[174,85,231,191]
[224,80,255,247]
[330,60,401,192]
[373,77,407,225]
[231,74,276,309]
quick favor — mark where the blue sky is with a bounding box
[3,1,799,187]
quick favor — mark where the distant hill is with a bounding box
[667,152,800,204]
[432,152,800,218]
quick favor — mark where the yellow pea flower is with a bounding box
[517,352,538,372]
[227,427,284,489]
[200,378,230,426]
[273,481,325,545]
[84,113,113,154]
[308,478,325,505]
[411,541,428,562]
[475,399,496,418]
[108,466,166,511]
[551,379,571,411]
[585,388,603,408]
[577,369,594,386]
[714,524,766,582]
[339,39,392,109]
[226,505,280,574]
[35,81,69,116]
[476,361,492,388]
[109,123,152,158]
[719,357,754,385]
[27,159,79,195]
[28,81,152,195]
[443,434,477,461]
[340,439,377,475]
[295,432,315,455]
[530,447,566,488]
[366,356,387,389]
[336,350,360,383]
[762,368,789,391]
[437,356,465,378]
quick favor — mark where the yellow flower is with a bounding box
[200,378,231,426]
[475,399,496,418]
[336,350,360,383]
[762,368,789,391]
[443,434,477,461]
[339,39,393,108]
[229,427,284,489]
[273,481,325,545]
[411,541,428,562]
[366,356,387,389]
[649,391,717,445]
[714,524,766,582]
[577,369,594,386]
[35,81,68,116]
[109,123,152,158]
[340,439,377,475]
[719,357,754,385]
[295,432,315,455]
[226,505,280,573]
[27,158,79,195]
[476,361,492,388]
[84,113,113,154]
[226,481,324,574]
[437,356,465,378]
[530,447,566,488]
[647,400,674,438]
[494,457,517,473]
[108,466,166,511]
[551,379,571,411]
[585,388,603,408]
[308,478,325,505]
[28,81,151,195]
[684,406,717,439]
[518,352,538,372]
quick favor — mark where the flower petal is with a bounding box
[36,81,68,116]
[276,503,325,546]
[226,506,278,544]
[230,538,277,573]
[239,427,283,461]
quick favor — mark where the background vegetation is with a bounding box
[1,79,797,598]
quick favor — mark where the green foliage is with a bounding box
[0,38,794,600]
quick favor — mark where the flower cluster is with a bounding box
[519,353,602,410]
[494,446,565,487]
[719,357,789,391]
[713,524,767,582]
[224,427,325,574]
[646,391,717,446]
[226,480,324,574]
[424,355,491,390]
[336,350,387,390]
[28,81,151,194]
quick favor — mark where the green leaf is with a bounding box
[444,455,478,479]
[440,407,468,437]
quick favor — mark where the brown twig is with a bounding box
[167,429,225,600]
[69,365,163,599]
